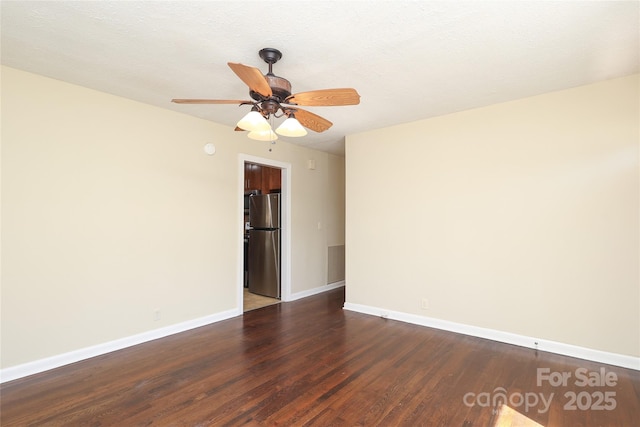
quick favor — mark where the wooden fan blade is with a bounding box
[285,88,360,106]
[172,99,250,104]
[289,108,333,133]
[228,62,272,97]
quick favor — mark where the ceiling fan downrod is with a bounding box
[252,48,292,105]
[259,48,282,75]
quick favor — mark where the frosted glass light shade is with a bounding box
[247,129,278,141]
[237,110,270,132]
[276,117,307,137]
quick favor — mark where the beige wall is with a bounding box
[1,66,345,368]
[346,74,639,357]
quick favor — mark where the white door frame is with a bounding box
[238,154,292,313]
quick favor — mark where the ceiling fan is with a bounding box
[172,48,360,141]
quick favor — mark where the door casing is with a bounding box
[238,154,291,313]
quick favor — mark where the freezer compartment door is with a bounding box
[249,194,280,229]
[248,229,281,298]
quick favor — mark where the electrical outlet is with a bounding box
[154,309,161,321]
[421,298,429,310]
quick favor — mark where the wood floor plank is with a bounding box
[1,287,639,426]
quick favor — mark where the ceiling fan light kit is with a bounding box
[276,116,307,137]
[236,108,271,132]
[247,129,278,142]
[172,48,360,142]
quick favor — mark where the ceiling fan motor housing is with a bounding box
[249,74,292,111]
[264,75,291,100]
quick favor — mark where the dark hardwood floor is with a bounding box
[1,288,638,426]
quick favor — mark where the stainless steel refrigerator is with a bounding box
[248,193,281,298]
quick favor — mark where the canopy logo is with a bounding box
[463,387,553,414]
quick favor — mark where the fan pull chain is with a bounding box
[269,116,276,151]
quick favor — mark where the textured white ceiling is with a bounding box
[2,1,638,156]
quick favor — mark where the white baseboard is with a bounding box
[287,281,345,302]
[1,284,347,384]
[11,285,630,384]
[0,308,240,384]
[343,302,640,371]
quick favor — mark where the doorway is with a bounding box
[238,155,291,313]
